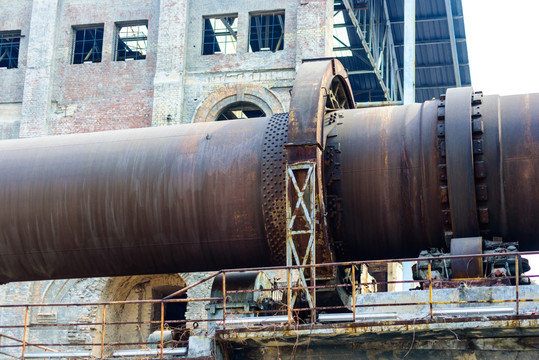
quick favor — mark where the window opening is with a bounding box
[116,22,148,61]
[216,102,266,121]
[152,287,187,332]
[202,16,238,55]
[0,31,21,69]
[72,26,104,64]
[249,12,285,52]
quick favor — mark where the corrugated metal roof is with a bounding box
[335,0,471,103]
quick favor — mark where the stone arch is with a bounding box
[96,274,187,354]
[192,83,284,123]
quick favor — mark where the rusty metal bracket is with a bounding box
[288,59,355,148]
[451,237,483,278]
[286,162,316,314]
[285,59,355,320]
[286,59,355,281]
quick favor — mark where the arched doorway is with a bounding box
[192,83,284,123]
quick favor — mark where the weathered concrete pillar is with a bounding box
[151,0,188,126]
[20,0,60,137]
[387,262,403,292]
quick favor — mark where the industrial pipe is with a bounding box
[0,82,537,282]
[327,92,539,262]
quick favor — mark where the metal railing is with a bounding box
[0,251,538,358]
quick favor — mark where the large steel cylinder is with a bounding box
[0,119,274,282]
[0,92,537,282]
[328,93,539,260]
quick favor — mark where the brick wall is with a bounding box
[0,0,32,138]
[0,0,32,104]
[48,0,160,135]
[151,0,188,127]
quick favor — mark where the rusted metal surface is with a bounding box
[211,272,269,304]
[288,59,355,147]
[450,237,483,278]
[444,87,480,238]
[327,101,446,260]
[326,91,539,260]
[286,59,355,280]
[0,59,537,282]
[261,114,289,264]
[500,93,539,251]
[0,118,274,282]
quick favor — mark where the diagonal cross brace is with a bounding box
[286,162,316,309]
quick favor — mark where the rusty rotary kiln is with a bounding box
[0,59,538,284]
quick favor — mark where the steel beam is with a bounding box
[341,0,390,100]
[403,0,415,104]
[336,15,464,27]
[382,0,402,100]
[399,63,469,71]
[394,38,466,47]
[332,36,371,67]
[445,0,462,87]
[392,15,464,24]
[347,70,375,75]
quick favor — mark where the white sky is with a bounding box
[462,0,539,95]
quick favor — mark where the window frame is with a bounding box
[71,24,105,65]
[0,30,22,69]
[202,14,239,55]
[248,11,285,53]
[114,20,149,62]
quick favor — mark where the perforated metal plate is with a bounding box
[261,113,289,264]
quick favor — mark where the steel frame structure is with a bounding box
[336,0,402,101]
[333,0,464,104]
[285,162,317,317]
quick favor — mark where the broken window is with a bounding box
[249,12,285,52]
[202,15,238,55]
[0,31,21,69]
[116,22,148,61]
[72,26,104,64]
[216,102,266,121]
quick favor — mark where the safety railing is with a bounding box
[215,250,539,328]
[0,251,538,358]
[0,275,221,359]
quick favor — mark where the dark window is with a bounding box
[249,12,284,52]
[0,31,21,69]
[216,102,266,121]
[72,26,104,64]
[202,16,238,55]
[152,287,187,332]
[116,22,148,61]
